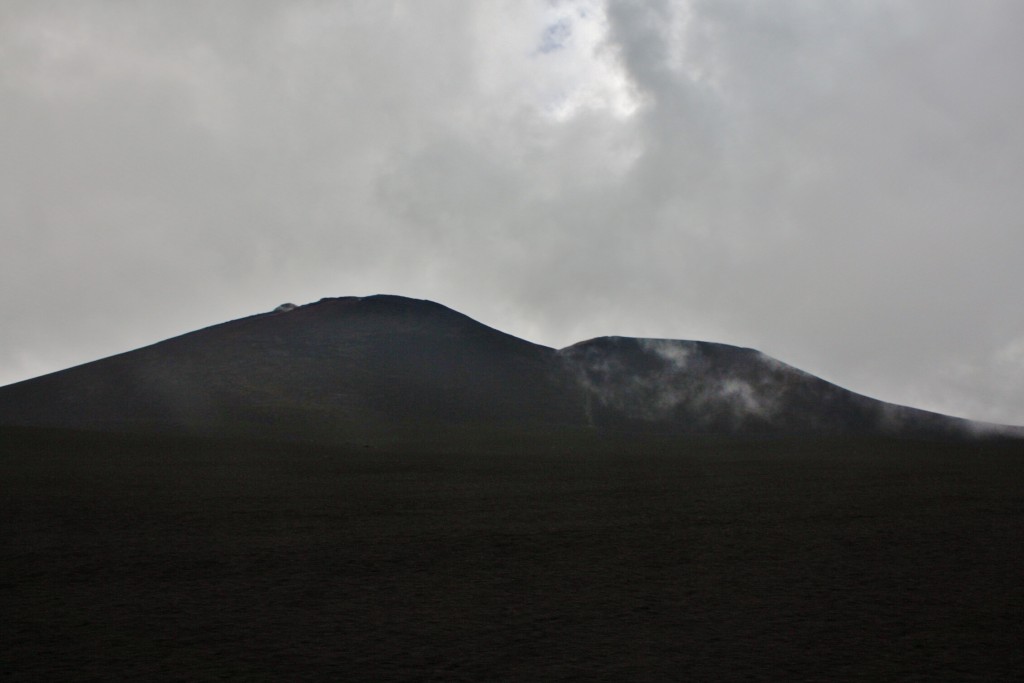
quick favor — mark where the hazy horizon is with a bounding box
[4,1,1024,425]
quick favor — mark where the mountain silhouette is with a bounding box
[0,295,1015,443]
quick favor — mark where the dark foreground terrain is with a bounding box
[3,428,1023,681]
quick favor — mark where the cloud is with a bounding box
[2,1,1023,425]
[562,337,782,426]
[538,18,572,54]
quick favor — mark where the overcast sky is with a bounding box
[3,0,1023,425]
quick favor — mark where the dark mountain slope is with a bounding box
[0,295,586,443]
[560,336,979,437]
[0,295,1014,442]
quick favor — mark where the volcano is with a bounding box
[5,296,1024,681]
[0,295,1014,443]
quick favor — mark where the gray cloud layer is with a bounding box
[3,1,1023,425]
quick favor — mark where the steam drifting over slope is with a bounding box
[0,296,1017,443]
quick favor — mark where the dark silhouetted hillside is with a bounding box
[0,295,1015,443]
[559,336,981,437]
